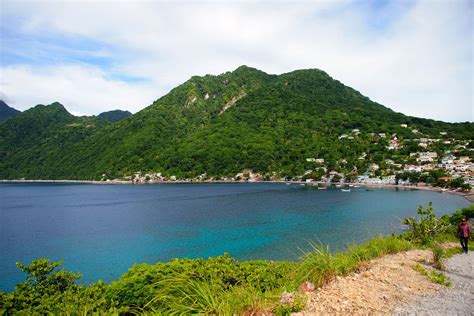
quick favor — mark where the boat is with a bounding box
[285,182,291,185]
[341,189,351,192]
[318,186,327,190]
[336,184,342,188]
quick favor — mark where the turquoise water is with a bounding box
[0,183,469,292]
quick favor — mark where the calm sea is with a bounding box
[0,183,469,292]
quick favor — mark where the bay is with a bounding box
[0,183,469,292]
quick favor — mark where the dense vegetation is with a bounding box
[1,204,472,314]
[0,66,473,180]
[0,100,20,122]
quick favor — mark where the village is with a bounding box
[117,125,473,192]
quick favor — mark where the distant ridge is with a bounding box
[98,110,132,122]
[0,100,21,122]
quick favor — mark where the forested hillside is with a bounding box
[0,66,472,180]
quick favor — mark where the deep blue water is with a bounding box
[0,183,470,292]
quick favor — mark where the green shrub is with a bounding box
[403,203,451,245]
[0,258,116,315]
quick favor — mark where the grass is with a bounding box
[412,263,451,287]
[431,242,447,270]
[298,235,413,287]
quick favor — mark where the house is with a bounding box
[357,175,369,182]
[440,131,447,135]
[368,163,380,171]
[412,129,419,133]
[416,152,438,163]
[352,129,360,134]
[422,152,438,158]
[339,134,348,139]
[381,175,396,184]
[387,139,401,150]
[442,155,455,164]
[306,158,316,162]
[416,156,433,162]
[419,143,428,148]
[401,124,408,128]
[315,158,325,164]
[378,133,386,138]
[404,165,423,173]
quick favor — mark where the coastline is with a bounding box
[1,179,472,203]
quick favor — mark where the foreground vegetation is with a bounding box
[1,204,472,315]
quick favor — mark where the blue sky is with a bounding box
[0,0,472,122]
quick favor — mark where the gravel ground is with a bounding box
[392,252,474,316]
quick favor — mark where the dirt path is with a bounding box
[392,252,473,315]
[294,248,472,315]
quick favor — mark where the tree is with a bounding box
[403,203,450,245]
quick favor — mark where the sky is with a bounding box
[0,0,472,122]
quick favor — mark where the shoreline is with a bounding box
[1,179,472,203]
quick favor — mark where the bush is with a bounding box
[0,258,115,315]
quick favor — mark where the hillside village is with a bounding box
[126,123,473,191]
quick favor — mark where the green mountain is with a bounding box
[0,66,472,180]
[98,110,132,122]
[0,100,21,122]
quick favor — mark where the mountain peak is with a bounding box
[232,65,265,75]
[0,100,21,122]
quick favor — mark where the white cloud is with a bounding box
[0,65,158,114]
[0,0,472,121]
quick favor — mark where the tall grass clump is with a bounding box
[298,236,412,286]
[412,263,451,287]
[431,242,447,270]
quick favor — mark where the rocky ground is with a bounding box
[294,247,473,315]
